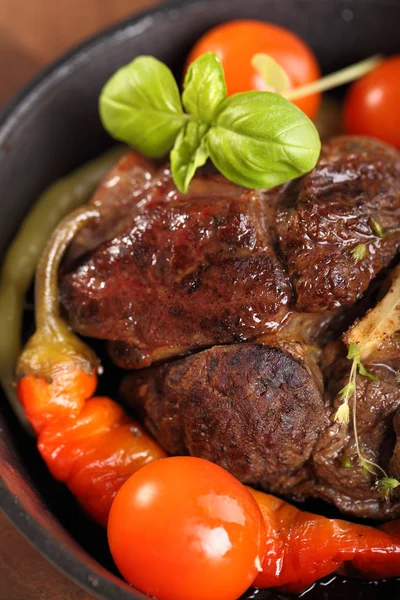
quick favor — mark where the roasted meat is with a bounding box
[121,341,326,486]
[60,136,400,518]
[61,136,400,369]
[308,354,400,519]
[277,137,400,312]
[122,269,400,519]
[67,151,157,262]
[61,157,291,369]
[305,266,400,518]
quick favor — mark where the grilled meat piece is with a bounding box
[67,150,157,262]
[60,137,400,518]
[61,161,290,369]
[303,266,400,519]
[277,136,400,312]
[121,341,326,485]
[61,136,400,369]
[308,353,400,519]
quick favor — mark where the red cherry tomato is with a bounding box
[108,457,266,600]
[185,20,321,119]
[344,56,400,150]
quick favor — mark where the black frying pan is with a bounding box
[0,1,399,598]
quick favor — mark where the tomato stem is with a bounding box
[284,55,382,101]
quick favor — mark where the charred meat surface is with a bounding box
[121,342,327,485]
[61,162,291,369]
[61,136,400,369]
[60,137,400,518]
[277,136,400,312]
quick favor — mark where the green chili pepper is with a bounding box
[0,145,125,430]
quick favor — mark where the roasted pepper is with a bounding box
[0,146,125,430]
[249,488,400,593]
[16,206,165,526]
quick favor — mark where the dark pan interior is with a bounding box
[0,1,400,599]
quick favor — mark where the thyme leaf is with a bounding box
[339,382,355,401]
[370,216,400,239]
[358,361,377,381]
[376,478,400,498]
[370,216,384,237]
[340,454,352,469]
[350,244,367,263]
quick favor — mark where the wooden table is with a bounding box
[0,3,159,598]
[0,0,160,106]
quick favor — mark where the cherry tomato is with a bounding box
[186,20,321,118]
[344,56,400,150]
[108,457,266,600]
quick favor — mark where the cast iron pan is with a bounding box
[0,0,399,598]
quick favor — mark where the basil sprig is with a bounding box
[99,53,321,193]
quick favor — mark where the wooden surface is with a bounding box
[0,3,160,598]
[0,0,160,106]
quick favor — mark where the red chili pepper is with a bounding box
[249,488,400,592]
[16,207,166,527]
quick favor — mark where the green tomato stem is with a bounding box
[284,55,382,101]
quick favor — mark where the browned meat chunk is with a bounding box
[308,355,400,519]
[68,150,157,262]
[61,136,400,370]
[61,164,291,369]
[300,267,400,519]
[120,342,327,486]
[59,138,400,519]
[277,136,400,312]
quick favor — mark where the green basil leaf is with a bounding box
[182,53,226,123]
[99,56,186,158]
[171,120,209,193]
[208,91,321,189]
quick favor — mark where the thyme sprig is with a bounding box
[334,270,400,497]
[335,345,399,495]
[335,344,376,424]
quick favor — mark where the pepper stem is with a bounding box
[17,207,100,380]
[35,207,98,332]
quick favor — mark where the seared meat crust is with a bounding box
[61,137,400,369]
[61,163,290,369]
[121,342,327,485]
[60,137,400,519]
[277,136,400,311]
